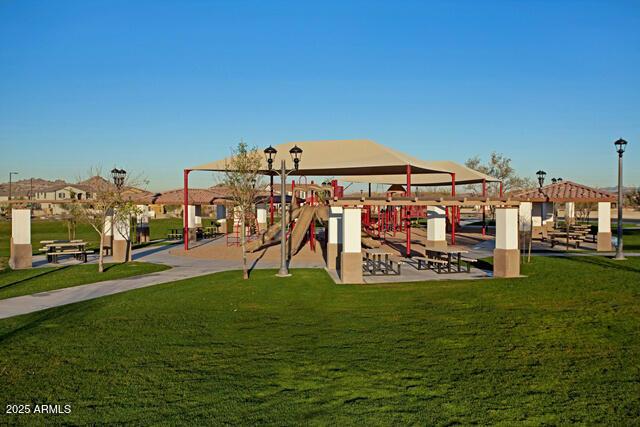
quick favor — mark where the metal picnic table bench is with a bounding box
[39,240,91,263]
[363,248,402,275]
[414,246,476,273]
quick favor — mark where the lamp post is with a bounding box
[536,170,546,188]
[8,172,18,201]
[614,138,628,260]
[264,146,277,226]
[265,145,303,277]
[111,168,127,189]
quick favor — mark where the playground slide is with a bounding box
[288,206,316,256]
[245,206,303,252]
[245,205,329,255]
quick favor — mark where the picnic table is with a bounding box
[363,248,401,275]
[419,246,474,273]
[202,225,218,238]
[40,240,90,263]
[167,228,184,240]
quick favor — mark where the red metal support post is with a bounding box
[270,174,274,226]
[183,169,191,251]
[451,173,456,245]
[406,164,412,256]
[482,178,487,236]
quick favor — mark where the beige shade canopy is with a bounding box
[339,160,500,187]
[190,139,453,176]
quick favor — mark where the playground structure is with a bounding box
[179,139,519,282]
[5,140,619,285]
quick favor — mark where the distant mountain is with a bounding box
[0,178,68,197]
[600,186,637,194]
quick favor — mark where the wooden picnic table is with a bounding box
[363,248,401,275]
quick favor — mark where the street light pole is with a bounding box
[277,159,290,277]
[614,138,628,260]
[264,145,302,277]
[8,172,18,201]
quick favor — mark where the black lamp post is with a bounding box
[265,144,303,277]
[536,170,546,188]
[614,138,628,260]
[111,168,127,190]
[264,146,277,226]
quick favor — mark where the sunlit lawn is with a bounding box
[0,262,170,300]
[1,256,639,424]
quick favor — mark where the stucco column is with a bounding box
[187,205,198,243]
[565,202,575,225]
[425,206,447,249]
[340,207,363,284]
[136,205,150,243]
[112,211,132,262]
[9,209,32,269]
[543,202,555,228]
[327,206,343,270]
[257,206,268,230]
[494,206,520,278]
[103,210,114,254]
[597,202,612,252]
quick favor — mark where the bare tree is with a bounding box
[626,187,640,210]
[465,152,535,196]
[62,190,82,240]
[75,169,142,273]
[222,142,263,280]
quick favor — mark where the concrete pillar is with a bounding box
[187,205,198,243]
[565,202,575,224]
[9,209,32,269]
[494,207,520,278]
[597,202,612,252]
[257,206,268,229]
[103,211,114,253]
[135,205,150,243]
[340,207,363,284]
[542,202,555,228]
[112,211,132,262]
[425,206,447,249]
[327,206,343,270]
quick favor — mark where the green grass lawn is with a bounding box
[0,262,170,300]
[623,228,640,251]
[0,217,214,257]
[1,257,639,424]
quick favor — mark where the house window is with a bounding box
[58,192,65,199]
[86,192,91,199]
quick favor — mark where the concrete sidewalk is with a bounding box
[0,241,325,320]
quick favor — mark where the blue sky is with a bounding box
[1,0,638,191]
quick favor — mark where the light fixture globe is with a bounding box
[289,145,303,170]
[614,138,628,155]
[111,167,127,189]
[536,170,546,188]
[263,145,277,170]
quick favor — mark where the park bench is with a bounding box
[167,228,183,240]
[39,241,92,264]
[550,237,581,248]
[412,256,449,273]
[459,257,478,273]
